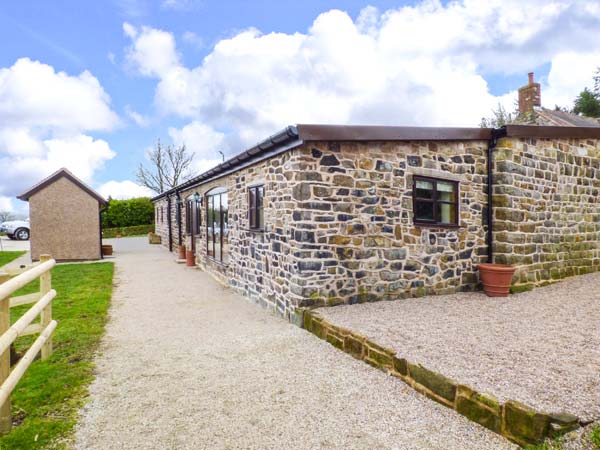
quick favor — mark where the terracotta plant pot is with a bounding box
[101,244,113,256]
[478,263,516,297]
[185,248,195,267]
[178,245,186,260]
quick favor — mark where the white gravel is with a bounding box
[73,237,514,450]
[317,275,600,421]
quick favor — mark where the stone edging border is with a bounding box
[301,309,585,447]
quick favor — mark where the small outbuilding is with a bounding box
[17,168,107,261]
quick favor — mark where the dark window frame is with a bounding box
[205,187,228,264]
[412,175,459,227]
[248,185,265,231]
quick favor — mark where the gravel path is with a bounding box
[317,275,600,421]
[74,237,514,450]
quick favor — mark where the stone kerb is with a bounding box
[302,309,582,447]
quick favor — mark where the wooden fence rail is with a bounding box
[0,254,57,434]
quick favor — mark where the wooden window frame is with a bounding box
[412,175,459,227]
[248,185,264,231]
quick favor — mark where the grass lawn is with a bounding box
[0,251,26,268]
[0,262,114,449]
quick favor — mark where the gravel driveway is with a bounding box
[74,237,514,450]
[317,275,600,421]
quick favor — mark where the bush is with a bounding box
[102,197,154,228]
[102,224,155,238]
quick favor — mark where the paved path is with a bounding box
[0,236,31,269]
[74,237,515,450]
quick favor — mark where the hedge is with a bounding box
[102,224,155,238]
[102,197,154,228]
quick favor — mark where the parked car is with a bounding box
[0,220,30,240]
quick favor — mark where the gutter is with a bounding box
[486,126,507,263]
[167,195,173,252]
[176,190,182,247]
[151,125,301,202]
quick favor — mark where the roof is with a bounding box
[515,107,600,128]
[151,123,600,202]
[17,168,108,205]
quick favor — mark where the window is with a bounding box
[185,201,192,234]
[206,187,229,264]
[185,196,201,235]
[248,185,264,230]
[413,176,458,226]
[160,207,164,223]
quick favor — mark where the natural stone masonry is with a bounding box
[302,309,584,447]
[289,141,489,306]
[154,134,600,316]
[154,140,490,319]
[493,137,600,291]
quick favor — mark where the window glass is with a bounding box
[205,188,229,263]
[415,180,434,199]
[438,181,456,202]
[415,201,434,221]
[248,185,264,230]
[438,203,456,224]
[207,197,214,256]
[413,176,458,226]
[222,193,229,264]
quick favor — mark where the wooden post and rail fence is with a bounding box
[0,254,57,434]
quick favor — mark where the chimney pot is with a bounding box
[528,72,534,85]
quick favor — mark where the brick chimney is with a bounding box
[518,72,541,114]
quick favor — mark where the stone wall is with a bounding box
[172,150,303,321]
[153,139,492,315]
[492,136,600,291]
[288,141,490,307]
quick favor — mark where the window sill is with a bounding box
[206,256,229,267]
[414,222,463,229]
[245,228,265,233]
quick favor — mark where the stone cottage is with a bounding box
[18,168,107,261]
[153,77,600,322]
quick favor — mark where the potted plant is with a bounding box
[478,263,516,297]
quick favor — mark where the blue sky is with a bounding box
[1,0,600,213]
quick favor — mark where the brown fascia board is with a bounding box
[17,168,108,205]
[505,124,600,139]
[296,124,493,141]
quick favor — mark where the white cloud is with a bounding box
[168,121,224,173]
[125,105,150,127]
[123,23,180,77]
[161,0,198,11]
[123,1,600,157]
[97,180,154,199]
[0,58,119,132]
[182,31,203,48]
[543,52,600,108]
[0,58,119,212]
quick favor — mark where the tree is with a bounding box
[480,103,515,128]
[136,140,194,194]
[573,88,600,118]
[0,211,14,223]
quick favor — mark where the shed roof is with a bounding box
[17,168,108,205]
[151,123,600,202]
[515,107,600,128]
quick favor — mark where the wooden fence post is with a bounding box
[39,255,52,360]
[0,273,11,434]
